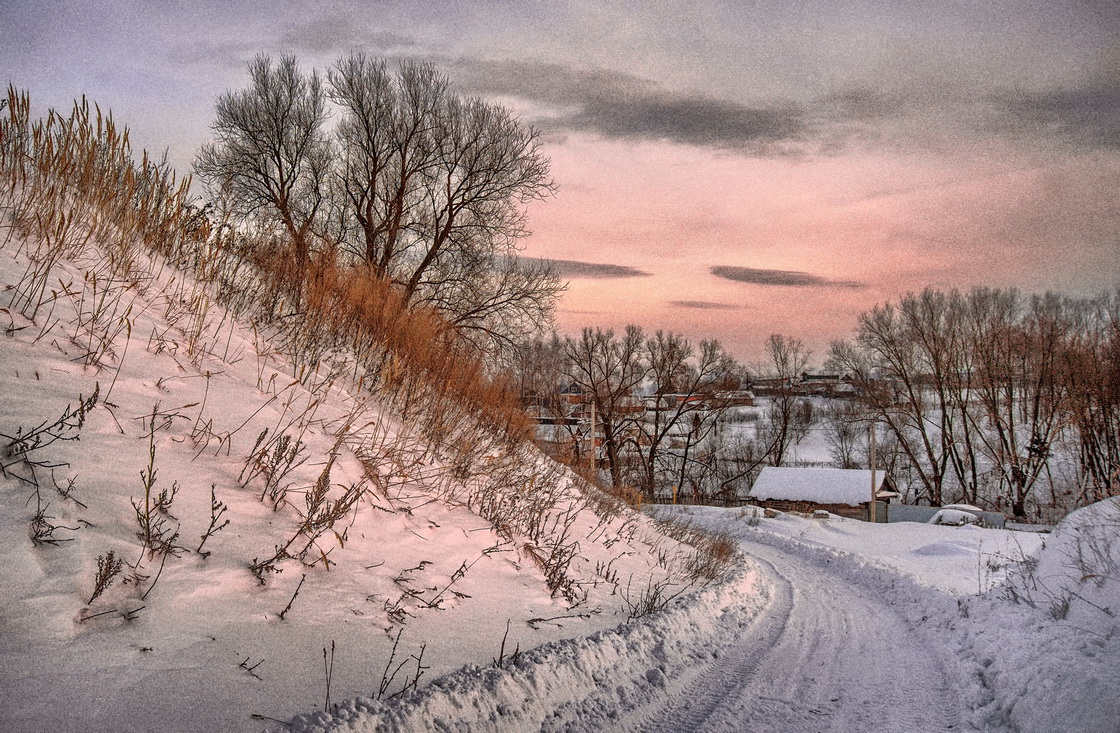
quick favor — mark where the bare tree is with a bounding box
[510,334,585,460]
[823,401,867,469]
[1062,291,1120,504]
[422,254,562,358]
[896,289,984,504]
[757,334,812,466]
[829,299,961,506]
[964,290,1070,519]
[199,53,561,353]
[328,56,557,312]
[563,326,648,488]
[328,56,443,275]
[404,97,554,302]
[195,54,331,275]
[831,286,1113,517]
[638,333,737,501]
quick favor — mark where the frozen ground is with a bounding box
[2,231,1117,732]
[291,505,1120,733]
[0,240,702,732]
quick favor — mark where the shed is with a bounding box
[749,467,899,521]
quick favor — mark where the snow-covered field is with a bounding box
[686,505,1045,595]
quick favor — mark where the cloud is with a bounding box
[710,266,866,288]
[546,258,651,279]
[819,87,907,122]
[995,80,1120,150]
[167,19,416,74]
[449,59,807,154]
[670,300,740,310]
[165,38,261,72]
[280,15,416,55]
[449,55,1120,157]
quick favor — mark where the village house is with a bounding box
[748,466,900,521]
[798,371,859,399]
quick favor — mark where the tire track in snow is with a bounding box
[635,555,795,733]
[634,539,962,733]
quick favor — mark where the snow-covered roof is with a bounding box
[750,467,896,507]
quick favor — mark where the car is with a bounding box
[928,508,981,526]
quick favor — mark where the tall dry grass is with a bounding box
[1,86,724,603]
[0,87,198,322]
[0,85,529,457]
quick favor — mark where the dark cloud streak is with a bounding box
[451,60,807,154]
[452,57,1120,156]
[711,266,865,289]
[670,300,740,310]
[545,258,651,279]
[996,80,1120,150]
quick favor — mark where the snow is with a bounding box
[749,466,889,506]
[668,506,1044,595]
[943,503,986,513]
[930,508,982,526]
[3,228,1117,732]
[285,504,1119,732]
[0,238,702,732]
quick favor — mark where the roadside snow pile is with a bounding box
[984,497,1120,732]
[1002,496,1120,623]
[286,563,769,732]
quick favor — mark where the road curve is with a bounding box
[633,539,963,733]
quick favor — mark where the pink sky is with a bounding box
[3,0,1117,363]
[525,134,1118,361]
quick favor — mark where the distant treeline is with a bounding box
[516,288,1118,521]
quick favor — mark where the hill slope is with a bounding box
[0,234,719,731]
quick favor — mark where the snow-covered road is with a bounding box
[291,505,1120,733]
[631,539,962,733]
[289,523,974,733]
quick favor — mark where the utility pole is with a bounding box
[588,397,596,476]
[869,423,877,523]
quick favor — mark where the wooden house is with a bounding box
[748,467,900,521]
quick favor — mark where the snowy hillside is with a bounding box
[2,90,1117,733]
[0,234,723,731]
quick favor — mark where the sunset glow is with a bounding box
[4,0,1116,361]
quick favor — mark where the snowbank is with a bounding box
[287,564,769,732]
[989,497,1120,732]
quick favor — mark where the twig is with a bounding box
[278,574,306,620]
[377,629,404,699]
[78,608,118,623]
[140,550,169,601]
[239,656,264,680]
[493,619,520,668]
[323,640,335,712]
